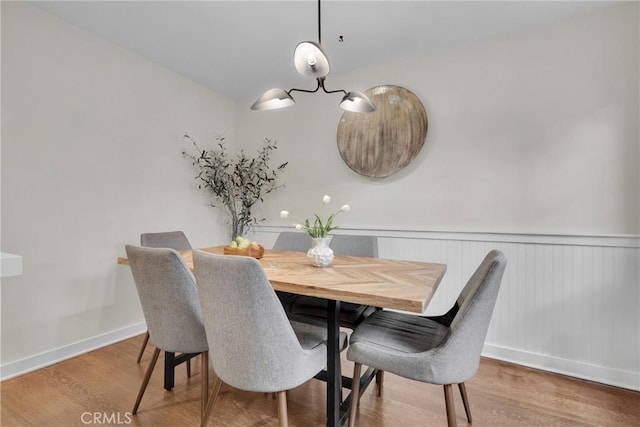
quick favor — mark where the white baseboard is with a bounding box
[2,321,638,392]
[0,322,147,381]
[483,343,640,391]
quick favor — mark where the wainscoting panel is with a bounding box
[250,226,640,391]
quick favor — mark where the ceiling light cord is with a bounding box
[317,0,322,45]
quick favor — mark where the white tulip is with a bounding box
[280,210,290,218]
[322,195,331,204]
[340,204,351,212]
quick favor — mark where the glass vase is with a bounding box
[307,237,334,267]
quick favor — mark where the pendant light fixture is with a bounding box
[251,0,376,113]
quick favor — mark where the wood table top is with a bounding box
[118,247,446,313]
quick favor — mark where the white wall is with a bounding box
[238,3,640,390]
[236,2,639,236]
[0,3,236,373]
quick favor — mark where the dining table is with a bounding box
[118,246,447,427]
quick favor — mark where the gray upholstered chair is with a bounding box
[272,231,314,311]
[193,251,347,427]
[140,230,192,251]
[272,231,313,252]
[329,234,378,258]
[138,231,194,387]
[346,250,507,427]
[125,245,209,419]
[288,235,379,329]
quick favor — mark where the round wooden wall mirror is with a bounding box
[336,85,427,178]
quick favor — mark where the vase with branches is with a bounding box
[183,134,287,240]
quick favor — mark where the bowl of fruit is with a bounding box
[224,236,264,259]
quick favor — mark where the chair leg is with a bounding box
[200,351,209,421]
[187,359,192,378]
[132,347,161,414]
[136,331,150,364]
[375,370,384,397]
[201,377,223,427]
[443,384,457,427]
[277,390,288,427]
[348,363,362,427]
[458,382,472,423]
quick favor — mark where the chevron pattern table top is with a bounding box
[119,247,447,313]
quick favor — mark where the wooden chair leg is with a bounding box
[348,363,362,427]
[201,377,223,427]
[458,382,472,423]
[443,384,457,427]
[277,390,288,427]
[136,331,150,364]
[132,347,161,414]
[375,370,384,397]
[200,352,209,421]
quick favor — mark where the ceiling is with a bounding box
[32,1,617,100]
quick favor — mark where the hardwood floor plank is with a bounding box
[1,335,638,426]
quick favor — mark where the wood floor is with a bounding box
[1,334,638,426]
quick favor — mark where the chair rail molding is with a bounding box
[253,225,640,248]
[251,225,640,391]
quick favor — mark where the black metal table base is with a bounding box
[163,351,200,391]
[327,300,341,426]
[325,300,377,427]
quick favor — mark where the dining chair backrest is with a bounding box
[140,231,192,251]
[330,235,378,258]
[345,250,506,427]
[273,231,313,252]
[430,249,506,384]
[193,251,326,392]
[125,245,207,354]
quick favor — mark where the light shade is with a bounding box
[339,91,376,113]
[294,41,330,78]
[251,88,295,111]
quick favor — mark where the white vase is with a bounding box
[307,237,334,267]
